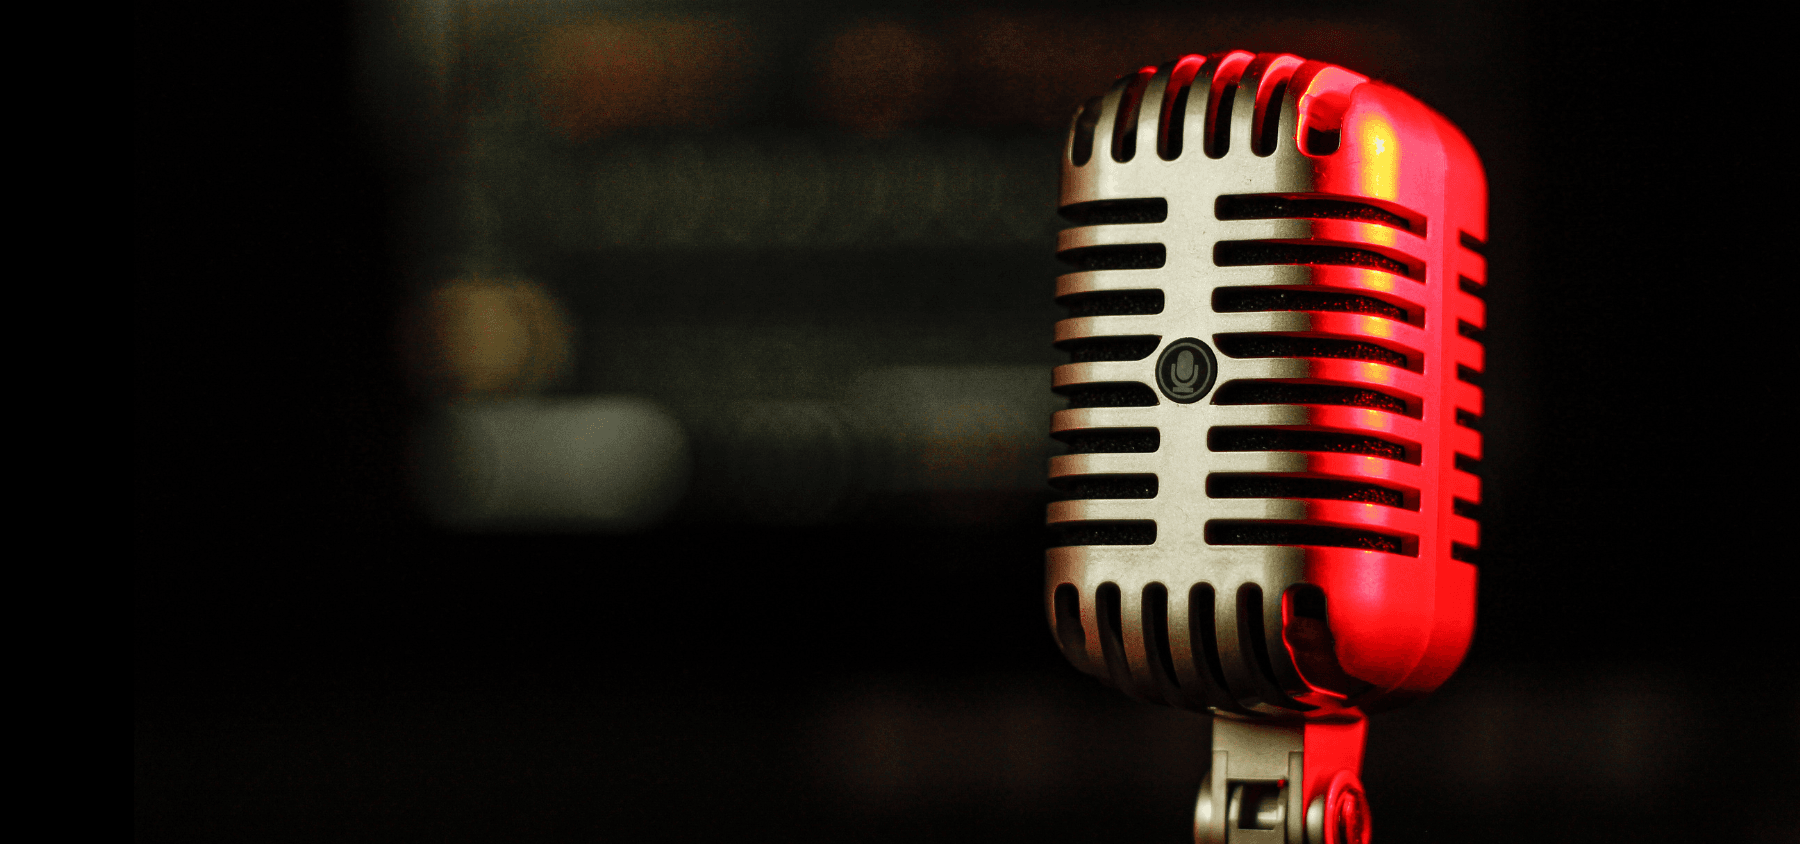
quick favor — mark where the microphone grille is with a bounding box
[1046,52,1485,716]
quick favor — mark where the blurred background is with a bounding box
[135,2,1792,841]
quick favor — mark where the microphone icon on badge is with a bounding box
[1173,349,1198,387]
[1156,338,1216,403]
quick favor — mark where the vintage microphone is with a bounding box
[1045,51,1485,843]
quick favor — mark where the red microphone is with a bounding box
[1046,51,1485,843]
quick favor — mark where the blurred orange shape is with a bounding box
[536,17,751,139]
[400,277,572,399]
[814,21,949,135]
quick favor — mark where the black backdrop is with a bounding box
[136,3,1792,841]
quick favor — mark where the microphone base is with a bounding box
[1193,715,1368,844]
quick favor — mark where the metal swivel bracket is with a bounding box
[1194,716,1369,844]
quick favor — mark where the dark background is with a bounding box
[136,2,1792,841]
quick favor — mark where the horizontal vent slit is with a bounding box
[1207,521,1416,556]
[1059,335,1161,363]
[1213,381,1416,417]
[1051,520,1156,547]
[1052,473,1158,500]
[1058,382,1158,409]
[1213,287,1414,324]
[1458,275,1485,300]
[1209,427,1417,463]
[1055,428,1160,454]
[1215,334,1412,370]
[1457,365,1483,386]
[1208,474,1413,509]
[1059,290,1165,318]
[1453,497,1480,519]
[1457,320,1484,340]
[1454,453,1481,476]
[1058,244,1166,272]
[1216,194,1420,234]
[1059,198,1169,226]
[1459,231,1486,255]
[1215,241,1421,281]
[1455,409,1482,431]
[1450,542,1478,563]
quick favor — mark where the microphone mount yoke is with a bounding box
[1196,717,1367,844]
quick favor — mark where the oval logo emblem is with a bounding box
[1155,338,1217,404]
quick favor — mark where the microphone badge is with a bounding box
[1156,339,1219,403]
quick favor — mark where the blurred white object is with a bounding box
[416,397,688,529]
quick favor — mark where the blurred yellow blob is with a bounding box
[401,277,572,400]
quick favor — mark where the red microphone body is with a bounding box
[1046,52,1485,843]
